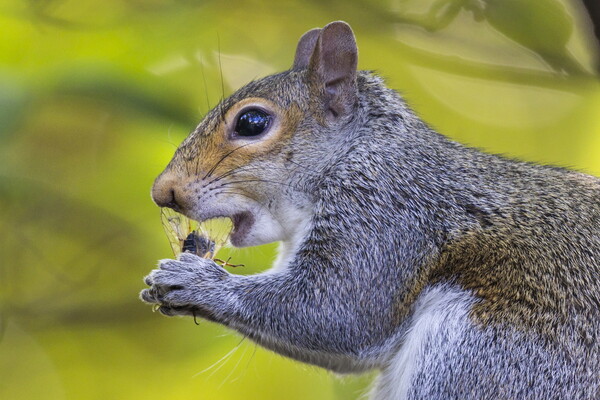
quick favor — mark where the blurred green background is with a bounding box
[1,0,599,399]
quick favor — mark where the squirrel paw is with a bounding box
[140,253,232,321]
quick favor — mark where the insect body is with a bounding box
[160,207,237,263]
[182,230,216,258]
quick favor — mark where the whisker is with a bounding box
[199,55,211,112]
[183,150,191,176]
[204,164,256,187]
[218,190,257,201]
[285,158,321,175]
[217,33,227,122]
[196,145,202,176]
[224,178,297,189]
[206,163,318,189]
[218,340,248,388]
[194,337,246,378]
[232,163,320,178]
[165,125,179,149]
[244,342,259,376]
[203,143,253,180]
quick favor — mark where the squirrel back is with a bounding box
[145,21,600,399]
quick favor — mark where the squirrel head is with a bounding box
[152,21,358,247]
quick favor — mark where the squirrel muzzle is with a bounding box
[151,173,186,212]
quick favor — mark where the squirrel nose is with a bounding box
[152,175,182,211]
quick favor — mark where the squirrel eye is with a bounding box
[234,109,271,137]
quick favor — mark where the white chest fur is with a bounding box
[372,285,474,400]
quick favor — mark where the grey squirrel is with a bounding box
[141,21,600,399]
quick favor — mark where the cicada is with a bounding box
[160,208,236,264]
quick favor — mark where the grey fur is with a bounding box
[142,22,600,399]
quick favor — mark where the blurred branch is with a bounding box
[581,0,600,43]
[393,39,592,92]
[5,303,151,329]
[0,176,146,327]
[580,0,600,72]
[343,0,594,78]
[14,0,210,30]
[55,71,199,125]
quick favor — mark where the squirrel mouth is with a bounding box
[230,212,255,246]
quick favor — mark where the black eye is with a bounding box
[234,109,271,137]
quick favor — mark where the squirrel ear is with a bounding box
[308,21,358,120]
[293,28,322,70]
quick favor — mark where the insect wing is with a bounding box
[161,208,185,256]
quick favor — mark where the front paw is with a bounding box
[140,253,231,321]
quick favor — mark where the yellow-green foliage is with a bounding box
[0,0,598,399]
